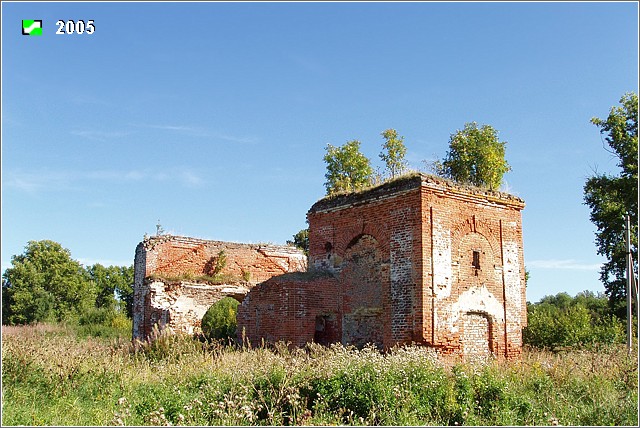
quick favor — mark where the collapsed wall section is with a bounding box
[137,279,250,337]
[138,235,306,284]
[133,235,306,340]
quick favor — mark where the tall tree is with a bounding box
[87,264,134,317]
[2,240,96,324]
[441,122,511,190]
[379,128,408,179]
[323,140,373,195]
[583,92,638,316]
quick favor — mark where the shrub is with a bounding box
[204,251,227,277]
[523,292,626,350]
[201,297,239,342]
[75,307,132,339]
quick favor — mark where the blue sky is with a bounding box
[1,1,638,304]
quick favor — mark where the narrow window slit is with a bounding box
[472,250,481,271]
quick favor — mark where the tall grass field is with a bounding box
[2,323,638,426]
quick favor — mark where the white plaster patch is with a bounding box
[503,241,522,321]
[173,294,209,319]
[432,219,452,298]
[146,281,249,335]
[446,285,504,333]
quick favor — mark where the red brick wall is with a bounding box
[236,273,341,347]
[133,235,306,340]
[420,177,526,359]
[238,174,527,361]
[141,235,306,284]
[307,180,423,349]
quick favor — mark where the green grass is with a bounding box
[2,324,638,426]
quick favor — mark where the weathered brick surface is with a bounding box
[138,279,250,337]
[133,235,306,340]
[237,272,341,347]
[238,174,527,361]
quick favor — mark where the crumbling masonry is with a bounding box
[134,173,527,360]
[132,236,306,339]
[237,174,527,359]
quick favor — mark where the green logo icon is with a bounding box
[22,20,43,36]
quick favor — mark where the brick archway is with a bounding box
[340,234,384,349]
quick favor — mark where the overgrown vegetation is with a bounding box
[148,272,245,285]
[1,240,134,339]
[287,228,310,256]
[523,291,627,351]
[324,140,374,195]
[379,128,408,179]
[204,250,228,277]
[322,122,511,198]
[2,324,637,426]
[201,297,240,342]
[323,129,412,196]
[438,122,511,190]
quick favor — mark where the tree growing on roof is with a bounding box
[323,139,373,195]
[440,122,511,190]
[379,128,408,179]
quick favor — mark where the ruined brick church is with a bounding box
[133,173,527,360]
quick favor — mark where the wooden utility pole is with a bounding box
[626,214,633,354]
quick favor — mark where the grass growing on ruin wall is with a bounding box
[2,324,638,426]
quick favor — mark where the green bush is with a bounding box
[523,291,625,350]
[74,307,132,339]
[201,297,239,341]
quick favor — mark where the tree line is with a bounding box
[524,290,626,350]
[2,240,133,336]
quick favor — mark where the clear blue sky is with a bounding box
[2,1,638,304]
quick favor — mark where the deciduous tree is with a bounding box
[2,240,96,324]
[379,128,408,179]
[287,228,309,256]
[87,264,134,318]
[441,122,511,190]
[323,140,373,195]
[583,92,638,316]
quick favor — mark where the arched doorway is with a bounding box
[461,311,493,359]
[201,296,240,341]
[314,312,339,346]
